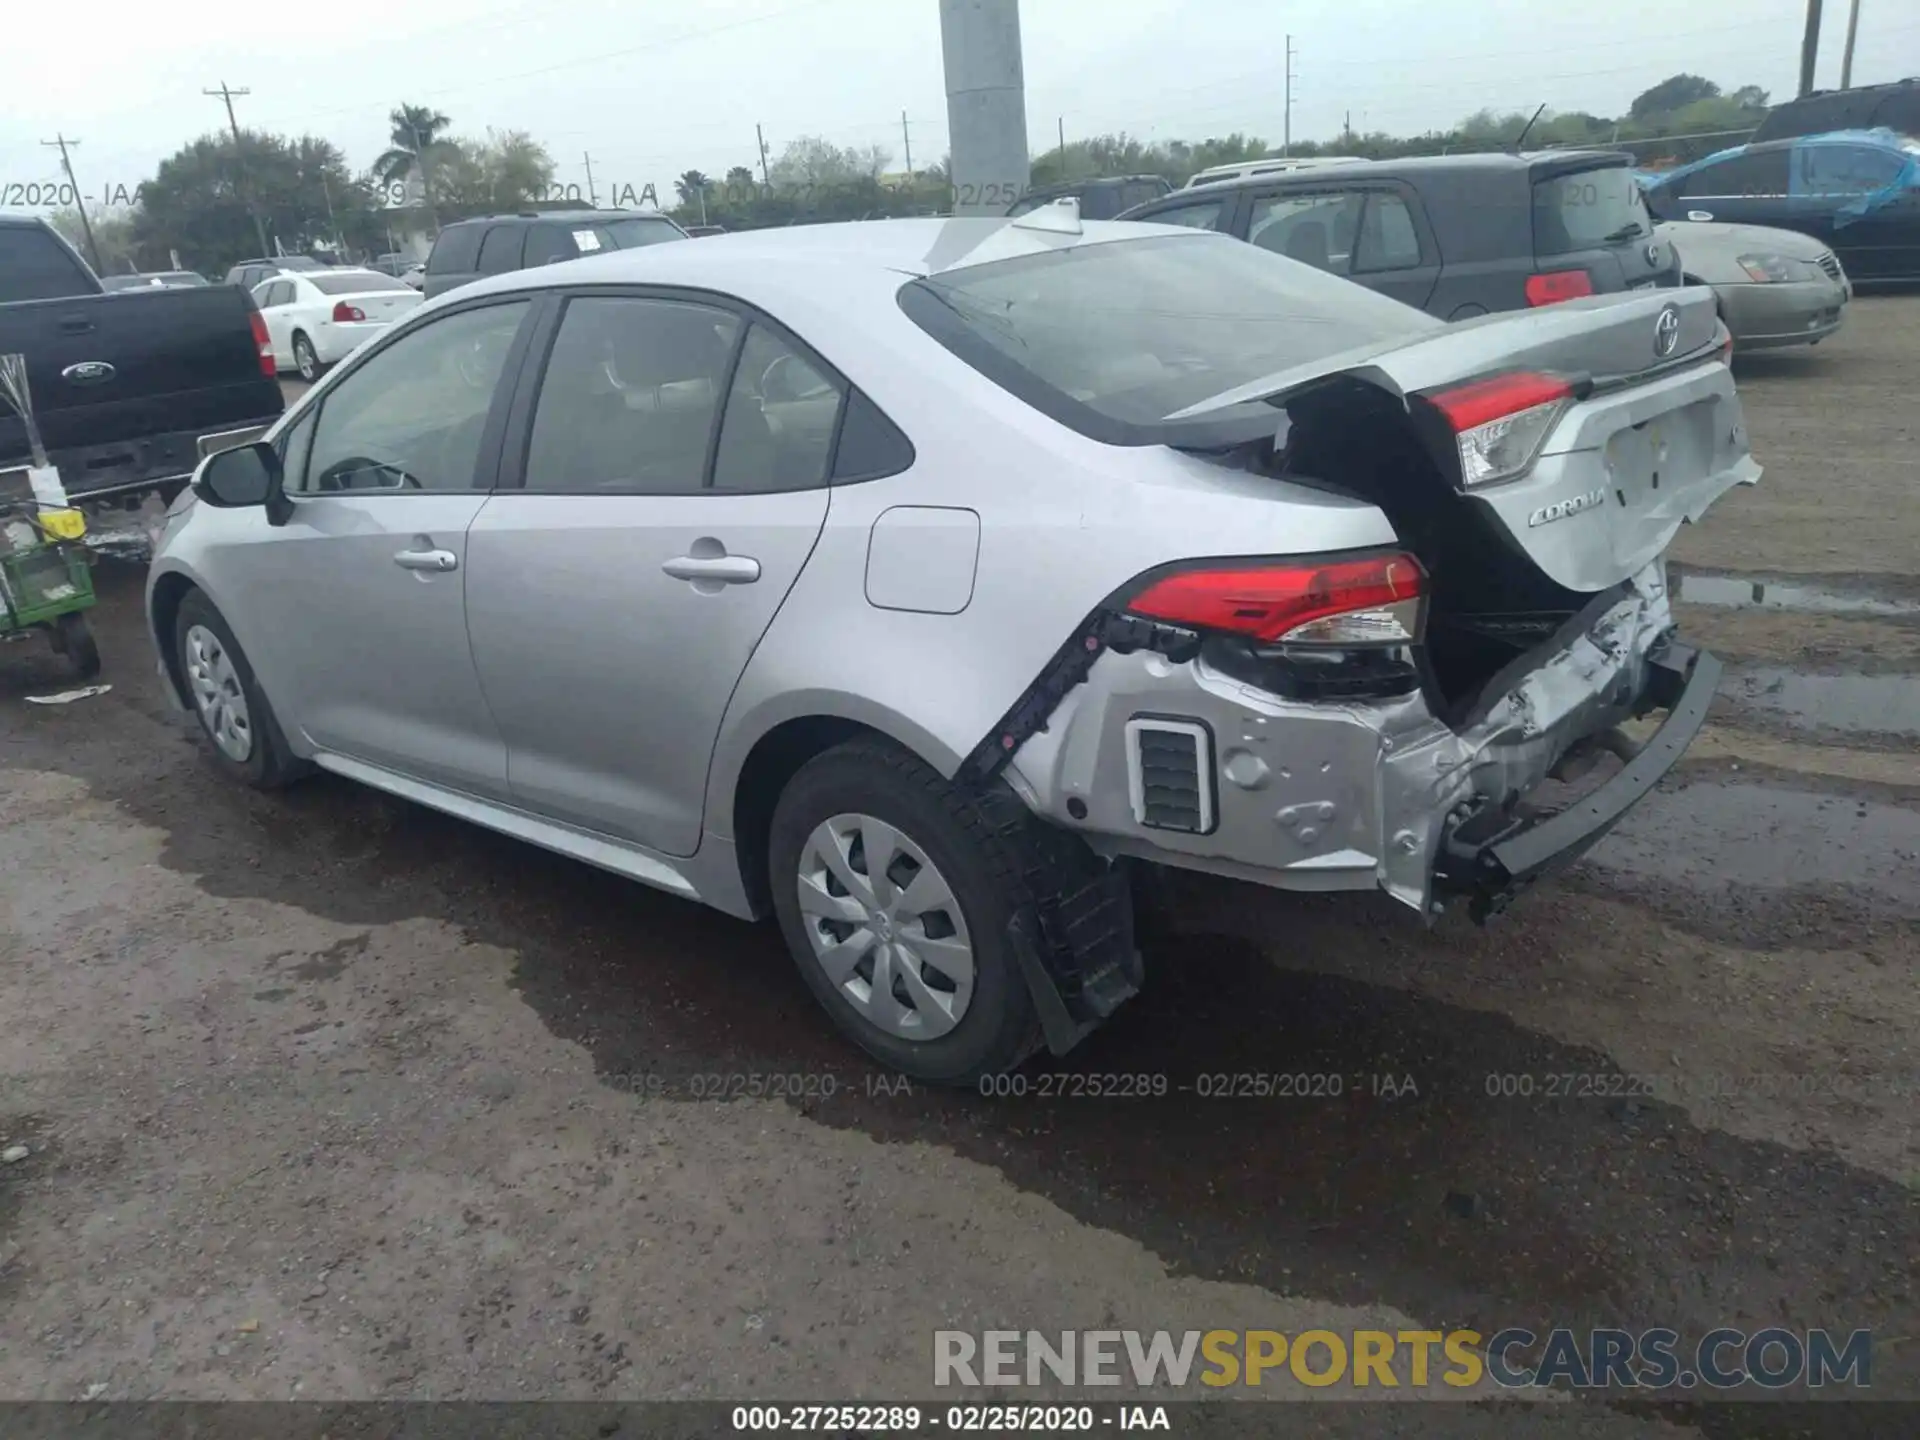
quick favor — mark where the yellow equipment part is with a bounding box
[38,509,87,540]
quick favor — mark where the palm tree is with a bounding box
[676,169,713,224]
[373,104,452,212]
[725,165,757,191]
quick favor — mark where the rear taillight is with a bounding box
[249,309,274,377]
[1425,371,1574,488]
[1126,552,1426,647]
[331,301,366,322]
[1524,269,1594,306]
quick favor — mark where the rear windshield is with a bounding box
[1532,164,1649,256]
[899,233,1435,438]
[311,271,410,294]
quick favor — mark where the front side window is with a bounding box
[900,233,1435,437]
[1247,191,1365,272]
[298,301,528,494]
[523,296,740,494]
[712,324,845,492]
[429,225,482,274]
[523,226,576,268]
[1142,200,1226,231]
[475,225,525,275]
[1801,144,1905,195]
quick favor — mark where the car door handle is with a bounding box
[58,316,95,334]
[662,554,760,584]
[394,548,458,572]
[1687,209,1714,221]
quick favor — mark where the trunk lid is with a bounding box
[337,290,421,321]
[1170,287,1758,595]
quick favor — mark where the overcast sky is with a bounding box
[4,0,1916,209]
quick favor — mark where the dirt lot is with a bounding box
[1,296,1916,1430]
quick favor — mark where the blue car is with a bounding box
[1639,129,1920,283]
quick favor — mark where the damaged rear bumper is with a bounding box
[1001,563,1707,921]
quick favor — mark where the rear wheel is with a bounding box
[767,740,1044,1084]
[293,332,326,383]
[173,591,306,789]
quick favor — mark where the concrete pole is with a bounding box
[940,0,1031,215]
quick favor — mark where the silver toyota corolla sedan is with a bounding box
[148,213,1757,1082]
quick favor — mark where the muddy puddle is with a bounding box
[1671,568,1920,619]
[1587,778,1920,906]
[1727,667,1920,739]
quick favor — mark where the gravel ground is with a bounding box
[1,295,1915,1431]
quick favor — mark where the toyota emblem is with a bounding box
[1653,305,1681,359]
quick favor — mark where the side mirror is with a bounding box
[194,440,281,510]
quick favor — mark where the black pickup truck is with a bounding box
[1,215,283,502]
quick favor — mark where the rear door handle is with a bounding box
[58,316,95,334]
[662,554,760,585]
[394,548,458,572]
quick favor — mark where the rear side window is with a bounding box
[712,324,845,492]
[1532,164,1650,255]
[428,225,483,274]
[0,225,95,301]
[1353,192,1423,272]
[523,296,740,494]
[1676,150,1789,199]
[475,225,525,275]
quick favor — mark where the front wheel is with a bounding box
[767,740,1045,1085]
[293,332,326,383]
[173,590,307,789]
[53,612,100,679]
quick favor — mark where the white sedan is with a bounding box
[251,268,424,381]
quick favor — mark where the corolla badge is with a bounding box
[61,360,115,385]
[1652,305,1681,359]
[1528,487,1608,528]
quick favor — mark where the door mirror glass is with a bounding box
[196,441,280,508]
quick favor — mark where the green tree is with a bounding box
[374,103,452,187]
[1629,75,1721,121]
[676,169,713,205]
[725,165,757,191]
[49,207,140,275]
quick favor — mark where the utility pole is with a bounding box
[319,172,339,257]
[901,111,914,177]
[41,135,101,273]
[204,82,272,258]
[583,151,599,208]
[1283,36,1297,156]
[756,124,772,187]
[1058,116,1066,158]
[1798,0,1824,97]
[1839,0,1862,87]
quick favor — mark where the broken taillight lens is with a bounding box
[1125,552,1426,647]
[1425,371,1574,488]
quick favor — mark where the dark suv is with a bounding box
[424,211,687,298]
[1752,78,1920,143]
[1118,151,1678,320]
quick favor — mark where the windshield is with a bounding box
[900,233,1434,436]
[603,219,684,249]
[311,270,410,294]
[1533,163,1648,255]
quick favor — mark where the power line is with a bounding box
[40,135,102,273]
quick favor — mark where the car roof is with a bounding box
[442,210,677,227]
[1154,149,1630,197]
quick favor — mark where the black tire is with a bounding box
[293,332,326,383]
[173,590,307,790]
[768,739,1046,1085]
[53,612,100,679]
